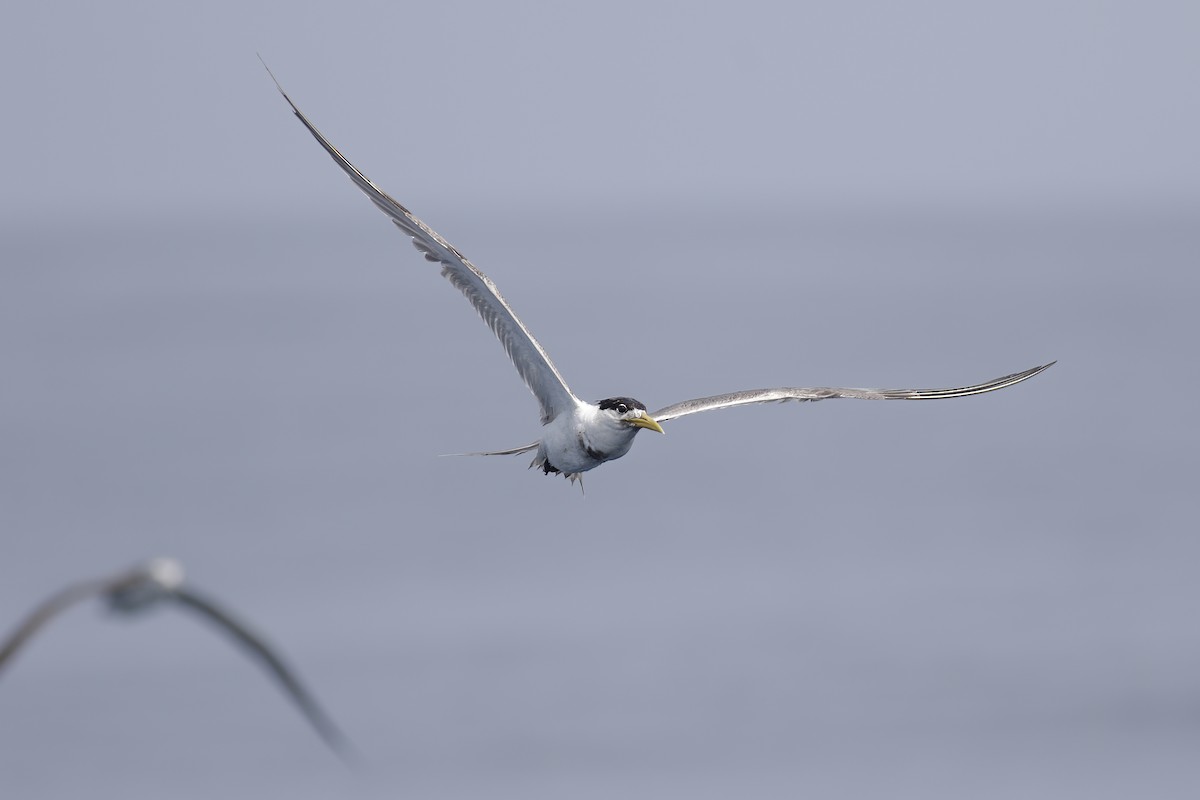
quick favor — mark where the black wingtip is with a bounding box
[258,55,302,115]
[257,53,280,90]
[1011,360,1056,387]
[258,55,292,104]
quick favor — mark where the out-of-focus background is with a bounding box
[2,2,1197,798]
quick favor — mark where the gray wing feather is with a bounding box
[0,577,116,677]
[264,63,578,425]
[652,361,1055,423]
[170,587,354,760]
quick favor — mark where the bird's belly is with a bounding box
[541,427,634,474]
[542,438,605,474]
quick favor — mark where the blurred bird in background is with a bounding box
[0,558,353,761]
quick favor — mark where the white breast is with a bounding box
[538,403,639,475]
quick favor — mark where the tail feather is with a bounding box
[439,441,540,458]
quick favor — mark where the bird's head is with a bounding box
[597,397,664,434]
[107,557,186,614]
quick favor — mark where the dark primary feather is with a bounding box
[651,361,1055,423]
[171,587,353,759]
[263,61,578,425]
[0,578,114,676]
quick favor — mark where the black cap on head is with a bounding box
[598,397,646,414]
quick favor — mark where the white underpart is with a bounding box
[536,403,643,478]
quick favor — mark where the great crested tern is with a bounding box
[0,558,352,759]
[265,65,1053,484]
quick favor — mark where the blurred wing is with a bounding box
[0,577,115,677]
[265,63,579,425]
[652,362,1054,423]
[171,587,354,760]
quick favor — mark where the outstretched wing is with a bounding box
[264,62,579,425]
[171,586,354,760]
[651,361,1054,423]
[0,577,117,677]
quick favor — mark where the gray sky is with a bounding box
[3,3,1200,799]
[2,1,1198,224]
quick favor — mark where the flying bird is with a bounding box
[0,558,353,760]
[264,64,1053,484]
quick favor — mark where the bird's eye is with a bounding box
[617,403,628,413]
